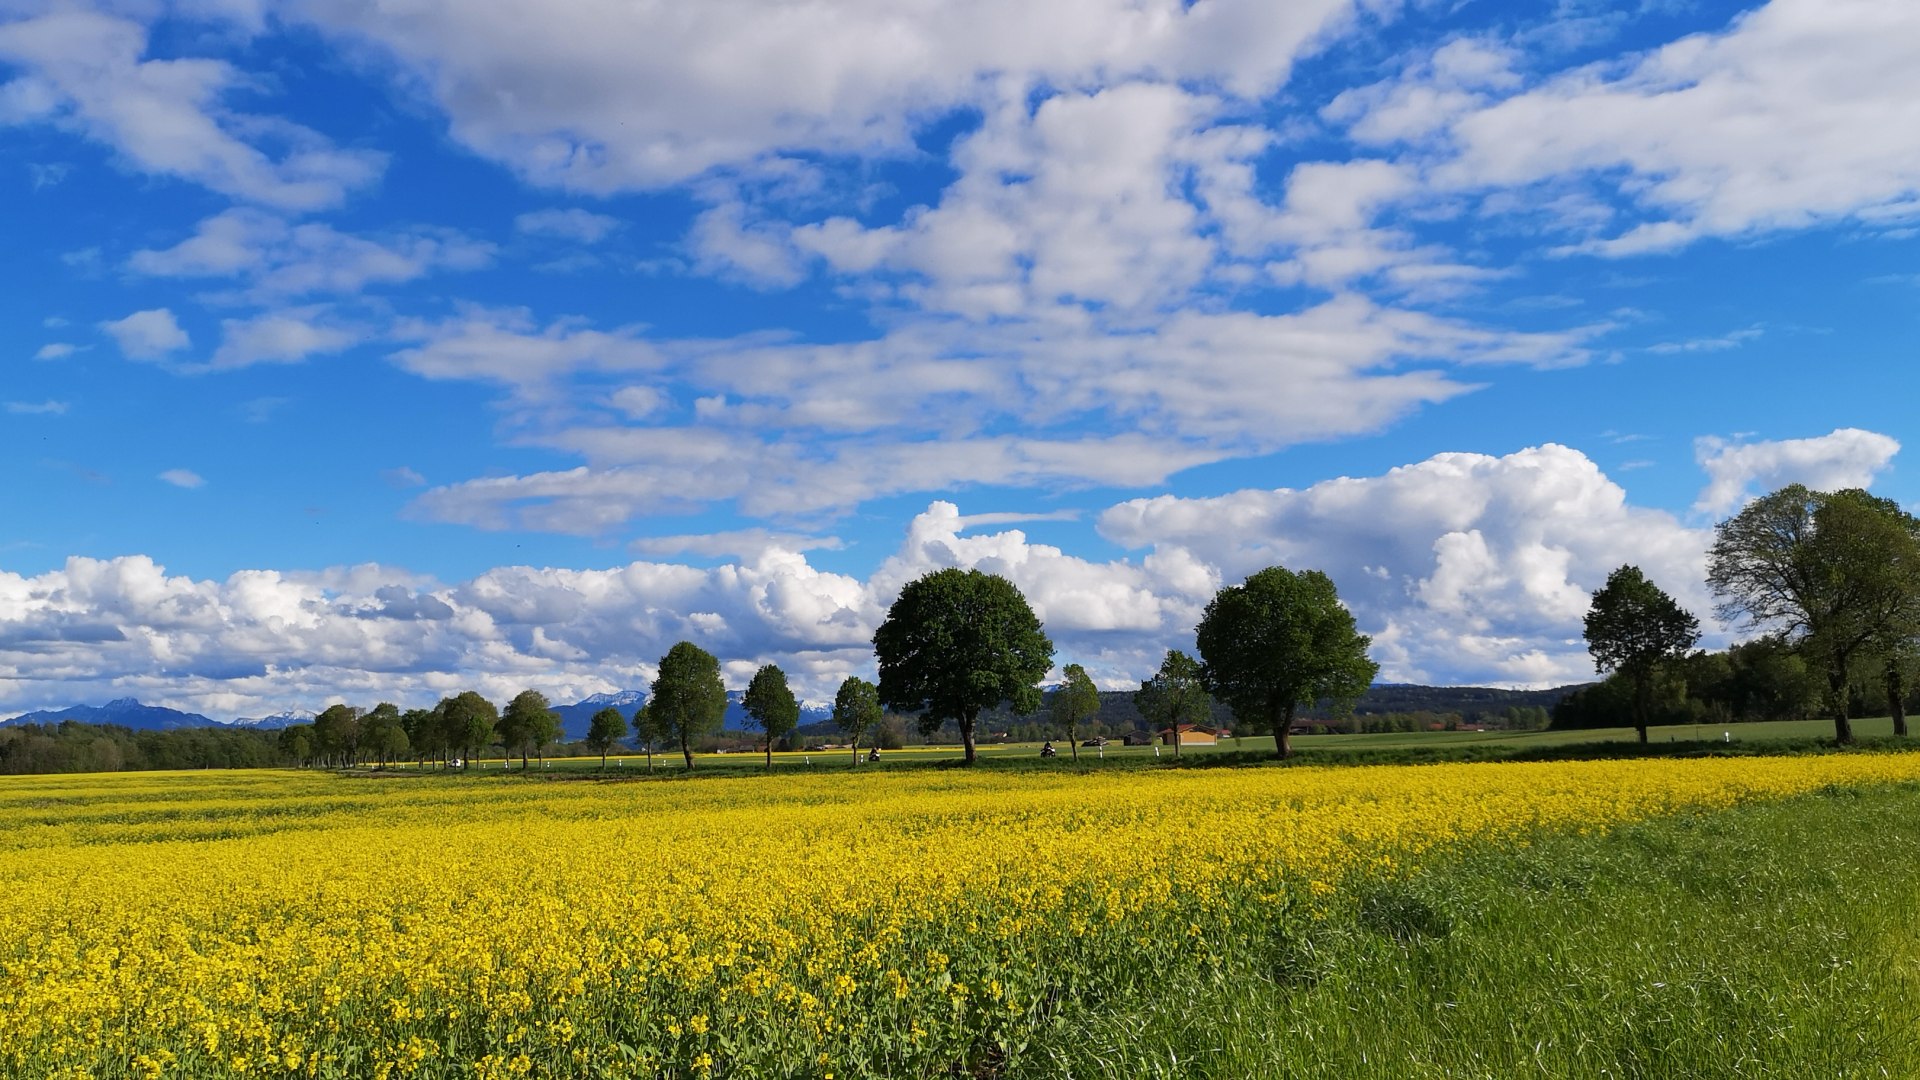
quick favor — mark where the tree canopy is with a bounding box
[650,641,729,769]
[743,663,801,770]
[832,676,883,765]
[1051,663,1101,762]
[501,689,562,769]
[586,706,628,768]
[1195,566,1377,759]
[1583,565,1701,744]
[1134,649,1212,756]
[873,568,1054,766]
[440,691,498,765]
[1708,485,1920,742]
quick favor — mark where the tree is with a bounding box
[873,568,1054,766]
[278,723,313,767]
[1196,566,1378,759]
[743,664,801,772]
[1051,664,1101,763]
[312,703,362,767]
[832,676,883,765]
[1133,650,1211,758]
[502,690,560,770]
[441,691,498,766]
[1708,485,1920,743]
[650,642,728,770]
[401,707,444,769]
[632,702,661,770]
[1582,566,1702,744]
[586,706,629,769]
[359,703,404,768]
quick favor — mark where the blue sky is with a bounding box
[1,0,1915,719]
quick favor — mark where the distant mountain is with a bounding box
[552,689,833,741]
[228,709,316,731]
[1,697,217,732]
[552,690,647,740]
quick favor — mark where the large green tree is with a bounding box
[359,703,404,767]
[1051,663,1102,763]
[743,663,801,771]
[312,703,362,768]
[631,701,662,770]
[1133,649,1211,757]
[401,707,444,769]
[502,689,561,770]
[650,642,729,769]
[873,568,1054,766]
[1195,566,1378,759]
[586,706,628,769]
[1583,566,1702,744]
[832,676,883,765]
[1708,485,1920,743]
[440,691,498,766]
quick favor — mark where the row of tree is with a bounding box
[1580,484,1920,743]
[285,563,1381,771]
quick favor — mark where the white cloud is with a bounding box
[515,207,621,243]
[0,10,382,209]
[32,343,77,361]
[1099,444,1716,687]
[1437,0,1920,252]
[389,307,664,394]
[294,0,1358,191]
[127,209,494,300]
[0,448,1737,720]
[101,308,190,360]
[1693,427,1901,514]
[158,468,206,489]
[629,529,845,560]
[4,400,67,415]
[208,309,360,371]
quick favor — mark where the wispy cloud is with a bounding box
[158,468,206,489]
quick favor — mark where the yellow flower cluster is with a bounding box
[2,754,1917,1078]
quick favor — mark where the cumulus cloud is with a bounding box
[32,343,77,361]
[1693,428,1901,514]
[0,448,1743,720]
[208,309,361,371]
[1098,444,1716,687]
[0,10,382,209]
[101,308,190,360]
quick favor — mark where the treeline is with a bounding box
[0,721,285,775]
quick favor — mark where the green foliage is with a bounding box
[650,641,728,769]
[1195,566,1378,758]
[502,689,561,768]
[1710,484,1920,741]
[440,691,498,763]
[586,706,629,767]
[1133,650,1211,756]
[312,703,363,766]
[1583,565,1702,742]
[832,676,883,762]
[1051,664,1101,761]
[358,703,404,767]
[873,568,1055,765]
[401,707,444,765]
[743,664,801,770]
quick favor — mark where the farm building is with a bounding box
[1160,725,1218,746]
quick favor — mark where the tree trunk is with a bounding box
[1068,724,1078,763]
[1633,666,1651,745]
[682,733,695,770]
[1275,702,1294,759]
[521,748,529,771]
[766,738,773,772]
[961,715,978,766]
[1172,723,1181,758]
[852,738,859,766]
[1830,663,1854,744]
[600,750,608,770]
[1888,660,1908,737]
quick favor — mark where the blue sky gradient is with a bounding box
[1,0,1914,718]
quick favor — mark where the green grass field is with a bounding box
[432,715,1908,779]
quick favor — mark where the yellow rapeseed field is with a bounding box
[4,754,1920,1079]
